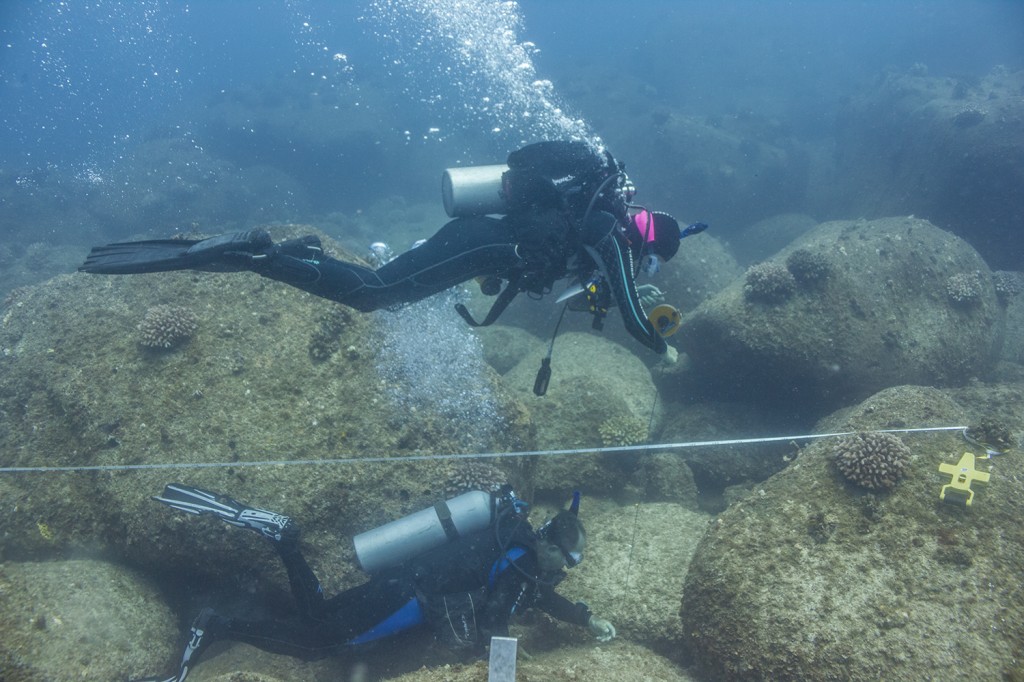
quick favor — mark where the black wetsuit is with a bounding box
[253,141,668,353]
[204,522,591,659]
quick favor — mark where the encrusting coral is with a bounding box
[945,272,983,306]
[833,432,911,490]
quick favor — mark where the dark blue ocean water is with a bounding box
[0,0,1022,261]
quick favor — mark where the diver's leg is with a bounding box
[249,217,520,311]
[372,216,520,301]
[277,537,420,634]
[274,536,329,621]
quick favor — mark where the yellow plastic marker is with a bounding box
[648,304,682,338]
[938,452,990,507]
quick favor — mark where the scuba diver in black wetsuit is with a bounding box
[80,141,707,365]
[134,483,614,682]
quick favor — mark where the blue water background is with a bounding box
[0,0,1022,255]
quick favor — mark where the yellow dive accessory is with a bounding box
[648,304,682,338]
[938,452,990,507]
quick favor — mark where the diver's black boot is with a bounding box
[250,235,325,284]
[153,483,298,543]
[184,229,275,272]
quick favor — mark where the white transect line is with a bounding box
[0,426,969,474]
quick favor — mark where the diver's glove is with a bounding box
[662,345,679,365]
[587,615,617,642]
[637,284,664,309]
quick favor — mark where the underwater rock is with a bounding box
[681,385,1024,680]
[679,216,1004,411]
[198,636,697,682]
[0,558,177,681]
[827,65,1024,270]
[502,332,659,497]
[0,227,532,591]
[998,271,1024,367]
[656,400,796,508]
[474,322,542,375]
[557,501,711,661]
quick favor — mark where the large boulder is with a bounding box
[681,385,1024,680]
[0,227,532,592]
[827,65,1024,270]
[678,216,1004,410]
[502,332,661,497]
[554,500,711,660]
[0,558,177,681]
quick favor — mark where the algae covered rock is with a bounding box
[829,65,1024,270]
[681,385,1024,680]
[502,332,659,496]
[0,227,532,588]
[556,501,711,660]
[0,558,177,682]
[679,217,1004,409]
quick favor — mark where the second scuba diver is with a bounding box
[134,483,613,682]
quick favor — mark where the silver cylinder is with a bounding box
[353,490,494,573]
[441,164,509,217]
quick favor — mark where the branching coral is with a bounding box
[834,432,911,490]
[442,461,510,497]
[786,248,831,286]
[137,305,198,349]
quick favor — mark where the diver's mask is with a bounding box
[537,507,586,570]
[640,253,661,277]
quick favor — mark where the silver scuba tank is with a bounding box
[441,164,509,217]
[353,489,495,573]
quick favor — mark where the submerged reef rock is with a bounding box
[137,303,198,349]
[502,332,659,497]
[556,501,710,662]
[682,385,1024,681]
[828,66,1024,270]
[1000,272,1024,367]
[0,227,531,586]
[742,260,797,303]
[0,559,176,681]
[679,216,1004,411]
[833,432,911,490]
